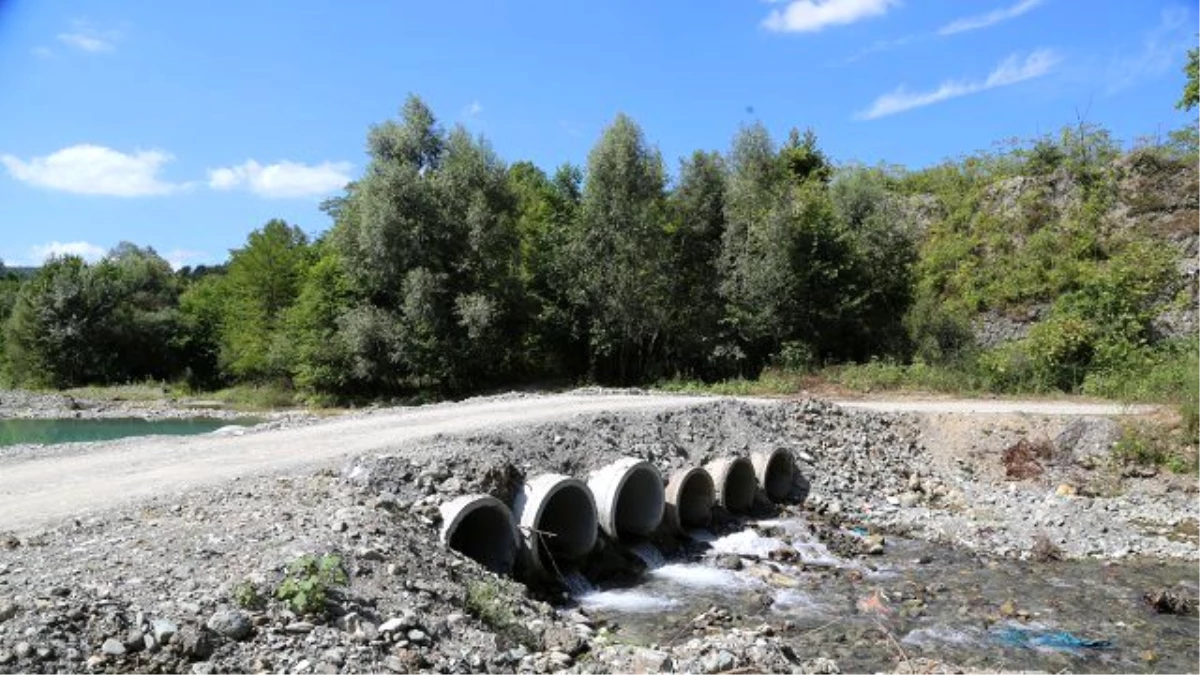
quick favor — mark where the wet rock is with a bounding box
[1144,586,1199,616]
[714,554,743,570]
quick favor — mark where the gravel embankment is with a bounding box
[0,394,1194,673]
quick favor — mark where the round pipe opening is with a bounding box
[706,457,757,514]
[590,458,665,540]
[754,449,796,502]
[670,468,715,530]
[514,474,599,577]
[439,494,519,575]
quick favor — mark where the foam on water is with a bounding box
[770,589,826,614]
[708,529,787,557]
[579,589,680,613]
[651,563,746,589]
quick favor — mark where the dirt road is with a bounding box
[0,393,709,533]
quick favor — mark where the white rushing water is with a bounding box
[651,563,747,589]
[578,589,681,613]
[707,528,788,557]
[630,542,667,569]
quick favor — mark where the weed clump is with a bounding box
[276,553,347,616]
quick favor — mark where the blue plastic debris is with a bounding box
[994,628,1114,652]
[849,527,868,537]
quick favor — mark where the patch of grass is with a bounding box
[275,553,347,616]
[210,383,299,411]
[60,380,185,402]
[654,368,806,396]
[825,358,996,395]
[465,580,540,650]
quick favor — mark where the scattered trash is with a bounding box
[857,589,892,617]
[849,527,868,538]
[994,628,1113,652]
[1144,586,1199,616]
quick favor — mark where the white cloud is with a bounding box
[464,100,484,117]
[30,241,107,263]
[763,0,897,33]
[56,21,122,52]
[858,49,1060,119]
[207,159,352,199]
[938,0,1043,36]
[1,144,182,196]
[1106,7,1192,95]
[32,46,54,58]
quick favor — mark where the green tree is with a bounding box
[222,219,311,381]
[1178,46,1198,111]
[666,150,728,377]
[105,243,182,382]
[4,257,120,387]
[327,95,524,393]
[572,113,671,382]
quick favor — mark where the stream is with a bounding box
[568,517,1199,673]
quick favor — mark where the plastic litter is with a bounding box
[994,628,1114,652]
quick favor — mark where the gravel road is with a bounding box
[0,392,708,533]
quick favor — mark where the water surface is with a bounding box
[0,417,261,447]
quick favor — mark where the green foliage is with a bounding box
[465,581,539,649]
[1113,420,1197,475]
[221,219,311,382]
[330,94,525,393]
[4,253,182,388]
[232,580,265,610]
[275,554,347,616]
[1179,47,1198,112]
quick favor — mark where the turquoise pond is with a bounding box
[0,417,261,447]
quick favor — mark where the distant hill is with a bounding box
[2,266,38,280]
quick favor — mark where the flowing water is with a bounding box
[0,417,262,447]
[570,518,1199,673]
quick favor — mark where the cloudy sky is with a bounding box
[0,0,1194,268]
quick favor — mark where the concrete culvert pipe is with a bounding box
[512,474,598,577]
[752,449,796,502]
[588,457,665,540]
[439,494,521,575]
[705,457,757,513]
[664,466,715,532]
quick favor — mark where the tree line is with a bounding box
[0,96,918,398]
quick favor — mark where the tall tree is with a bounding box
[327,94,523,392]
[1178,47,1198,111]
[573,113,671,382]
[222,219,311,381]
[666,150,728,377]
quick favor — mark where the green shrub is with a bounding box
[232,580,265,610]
[276,554,347,616]
[1112,421,1197,474]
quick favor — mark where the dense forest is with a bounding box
[1,54,1196,407]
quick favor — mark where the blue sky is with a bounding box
[0,0,1195,268]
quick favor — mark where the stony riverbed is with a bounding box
[0,395,1196,673]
